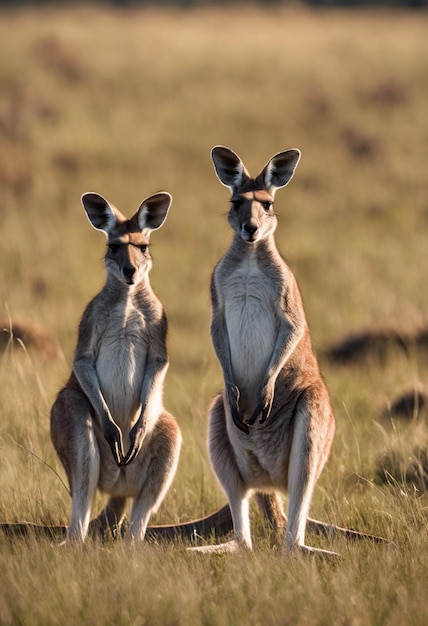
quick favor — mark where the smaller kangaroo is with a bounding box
[50,191,181,543]
[194,146,336,555]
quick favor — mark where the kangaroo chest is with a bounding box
[220,257,278,405]
[96,299,148,423]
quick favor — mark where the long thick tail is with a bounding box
[146,504,233,541]
[0,522,67,540]
[305,517,388,544]
[0,502,388,544]
[0,505,233,542]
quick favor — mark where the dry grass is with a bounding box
[0,318,62,361]
[0,4,428,625]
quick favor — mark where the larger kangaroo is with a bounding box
[197,146,336,555]
[50,191,181,543]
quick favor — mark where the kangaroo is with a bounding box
[190,146,337,555]
[50,191,181,544]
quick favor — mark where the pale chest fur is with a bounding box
[219,255,278,408]
[95,298,148,425]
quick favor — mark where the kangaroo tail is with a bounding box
[0,503,388,545]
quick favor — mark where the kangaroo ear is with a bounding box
[136,192,172,232]
[81,192,118,235]
[261,149,301,194]
[211,146,251,193]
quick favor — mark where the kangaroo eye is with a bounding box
[140,245,148,253]
[262,201,272,212]
[109,244,120,253]
[231,200,242,210]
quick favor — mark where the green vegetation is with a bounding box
[0,5,427,624]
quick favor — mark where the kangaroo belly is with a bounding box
[96,310,148,427]
[223,264,277,408]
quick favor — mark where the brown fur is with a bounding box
[50,191,181,543]
[190,146,336,554]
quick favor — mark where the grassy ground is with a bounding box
[0,4,428,624]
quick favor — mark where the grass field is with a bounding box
[0,4,428,624]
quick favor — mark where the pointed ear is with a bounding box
[261,149,301,194]
[135,192,172,233]
[81,192,118,235]
[211,146,251,193]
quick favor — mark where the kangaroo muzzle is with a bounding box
[242,222,259,243]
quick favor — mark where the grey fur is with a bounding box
[196,147,336,554]
[50,192,181,543]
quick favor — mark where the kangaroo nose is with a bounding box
[243,223,258,237]
[123,266,136,280]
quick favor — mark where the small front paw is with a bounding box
[120,419,146,466]
[231,407,250,435]
[248,387,274,426]
[226,384,249,434]
[104,422,125,465]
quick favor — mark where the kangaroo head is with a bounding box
[211,146,301,244]
[81,192,172,286]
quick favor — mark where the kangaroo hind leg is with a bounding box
[51,388,100,543]
[255,492,286,546]
[125,411,181,543]
[286,391,337,556]
[206,394,252,551]
[89,496,127,539]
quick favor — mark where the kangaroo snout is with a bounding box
[242,222,259,242]
[123,264,136,283]
[113,243,149,286]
